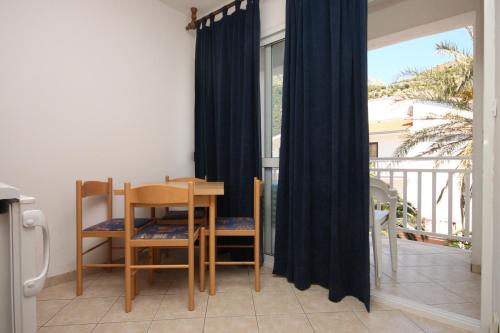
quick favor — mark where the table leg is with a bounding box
[209,195,216,295]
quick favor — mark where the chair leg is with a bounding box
[199,228,206,292]
[254,233,260,292]
[388,227,398,272]
[372,223,382,287]
[188,238,195,311]
[133,248,138,298]
[149,247,155,283]
[388,204,398,272]
[125,247,132,312]
[107,237,113,272]
[133,271,137,298]
[76,235,83,296]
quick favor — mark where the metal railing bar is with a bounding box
[448,172,453,237]
[370,157,471,161]
[370,168,470,173]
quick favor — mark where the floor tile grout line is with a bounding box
[201,292,208,333]
[38,298,73,327]
[147,293,166,332]
[249,281,258,329]
[352,308,376,333]
[96,296,120,324]
[38,323,98,331]
[291,283,315,332]
[42,294,91,327]
[398,309,429,333]
[399,282,472,306]
[89,323,98,332]
[434,280,479,303]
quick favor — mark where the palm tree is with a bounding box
[392,30,473,160]
[370,28,473,235]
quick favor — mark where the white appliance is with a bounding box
[0,183,50,333]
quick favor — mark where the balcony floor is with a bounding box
[36,242,477,333]
[372,237,480,320]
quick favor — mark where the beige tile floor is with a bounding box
[372,238,481,320]
[38,243,475,332]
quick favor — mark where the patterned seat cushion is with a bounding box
[161,208,206,220]
[83,218,152,232]
[216,217,255,230]
[132,224,200,240]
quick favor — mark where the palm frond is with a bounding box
[435,41,470,60]
[465,26,474,39]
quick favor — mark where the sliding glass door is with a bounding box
[262,40,284,256]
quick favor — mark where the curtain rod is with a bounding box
[185,1,241,30]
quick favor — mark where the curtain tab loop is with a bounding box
[235,0,242,10]
[209,13,215,25]
[222,6,228,16]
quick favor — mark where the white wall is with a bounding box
[368,0,480,49]
[369,132,403,157]
[260,0,285,37]
[493,0,500,322]
[0,0,195,277]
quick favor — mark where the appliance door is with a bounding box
[8,197,50,333]
[18,197,50,333]
[0,200,13,332]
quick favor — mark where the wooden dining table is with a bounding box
[114,181,224,295]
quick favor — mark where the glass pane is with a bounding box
[271,41,284,157]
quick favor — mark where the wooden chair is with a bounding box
[200,177,263,292]
[370,178,398,286]
[76,178,152,296]
[124,182,203,312]
[159,176,208,226]
[148,176,209,283]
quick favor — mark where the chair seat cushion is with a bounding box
[132,224,200,240]
[216,217,255,230]
[374,210,389,224]
[84,218,152,232]
[161,208,206,220]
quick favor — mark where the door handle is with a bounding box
[22,210,50,297]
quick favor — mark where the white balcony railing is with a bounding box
[370,157,473,243]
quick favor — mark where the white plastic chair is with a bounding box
[370,178,398,286]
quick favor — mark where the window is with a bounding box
[261,40,285,256]
[369,142,379,158]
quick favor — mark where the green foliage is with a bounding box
[372,29,474,240]
[447,230,472,249]
[371,28,473,159]
[272,74,283,136]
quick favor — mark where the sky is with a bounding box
[368,28,473,85]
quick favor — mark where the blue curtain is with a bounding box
[194,0,261,218]
[273,0,370,310]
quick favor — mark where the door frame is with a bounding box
[479,0,496,331]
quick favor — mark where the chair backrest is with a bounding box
[76,178,113,230]
[124,182,195,238]
[369,178,395,227]
[163,176,207,212]
[165,175,207,183]
[370,178,392,205]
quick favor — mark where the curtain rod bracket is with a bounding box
[186,7,198,30]
[185,1,246,30]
